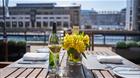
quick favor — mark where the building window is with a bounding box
[25,17,30,19]
[12,17,16,19]
[0,17,3,19]
[12,21,17,27]
[36,17,41,19]
[57,21,61,27]
[64,17,68,19]
[50,17,54,19]
[25,22,30,27]
[43,21,48,27]
[19,17,23,19]
[0,21,3,27]
[56,17,61,19]
[43,17,48,19]
[36,21,41,27]
[63,22,68,27]
[18,21,23,27]
[50,21,54,27]
[6,21,10,27]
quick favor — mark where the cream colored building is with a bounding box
[0,3,80,31]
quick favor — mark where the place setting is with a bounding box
[8,52,50,68]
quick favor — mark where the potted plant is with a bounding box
[16,41,26,59]
[8,40,17,61]
[0,40,5,61]
[126,41,140,51]
[112,41,140,63]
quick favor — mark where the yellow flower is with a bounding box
[83,35,90,45]
[63,33,90,53]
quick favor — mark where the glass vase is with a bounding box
[67,48,82,64]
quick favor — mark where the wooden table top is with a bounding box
[0,50,139,78]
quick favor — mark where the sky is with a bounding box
[0,0,127,11]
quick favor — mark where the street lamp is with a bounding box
[2,0,8,61]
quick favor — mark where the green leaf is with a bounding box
[82,53,87,59]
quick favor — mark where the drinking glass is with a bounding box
[48,43,61,74]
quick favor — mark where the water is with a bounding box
[0,34,136,45]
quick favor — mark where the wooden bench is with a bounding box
[0,62,13,68]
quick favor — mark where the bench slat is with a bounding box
[92,70,104,78]
[100,70,114,78]
[17,68,34,78]
[27,68,42,78]
[1,68,18,78]
[7,68,26,78]
[37,69,48,78]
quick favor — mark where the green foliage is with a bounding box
[116,41,127,49]
[67,48,82,63]
[126,41,138,48]
[8,40,16,46]
[137,41,140,47]
[17,41,26,47]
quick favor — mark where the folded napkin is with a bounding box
[36,48,50,53]
[23,53,49,61]
[97,55,123,64]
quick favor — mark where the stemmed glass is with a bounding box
[48,36,61,75]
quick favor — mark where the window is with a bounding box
[12,17,16,19]
[63,22,68,27]
[6,21,10,27]
[36,21,41,27]
[12,21,17,27]
[25,17,30,19]
[0,21,3,27]
[56,17,61,19]
[18,21,23,27]
[64,17,68,19]
[43,21,48,27]
[0,17,3,19]
[36,17,41,19]
[43,17,48,19]
[50,17,54,19]
[57,21,61,27]
[25,22,30,27]
[19,17,23,19]
[50,21,54,27]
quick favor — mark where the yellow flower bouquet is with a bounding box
[63,33,90,63]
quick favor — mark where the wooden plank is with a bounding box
[17,68,34,78]
[0,68,18,78]
[27,68,42,78]
[6,68,26,78]
[0,62,13,68]
[108,70,117,78]
[92,70,104,78]
[100,70,114,78]
[37,69,48,78]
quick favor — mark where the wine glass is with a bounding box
[48,33,62,75]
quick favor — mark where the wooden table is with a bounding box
[0,51,139,78]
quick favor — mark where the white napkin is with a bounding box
[97,55,123,64]
[23,53,49,61]
[36,48,50,53]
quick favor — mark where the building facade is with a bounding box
[80,10,125,30]
[126,0,140,31]
[0,3,80,31]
